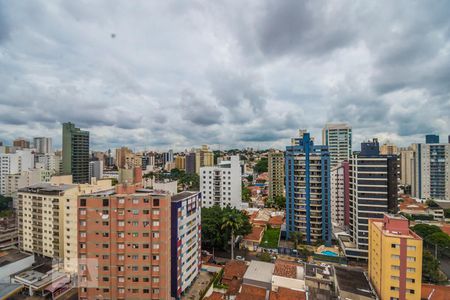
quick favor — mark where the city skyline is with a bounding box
[1,1,449,150]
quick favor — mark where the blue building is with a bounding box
[285,131,331,246]
[425,134,440,144]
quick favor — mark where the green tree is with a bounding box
[411,224,442,238]
[201,206,251,253]
[221,210,245,260]
[422,250,441,283]
[253,158,268,174]
[273,195,286,210]
[290,231,303,249]
[242,185,251,202]
[427,232,450,249]
[0,195,13,211]
[259,252,272,262]
[444,208,450,218]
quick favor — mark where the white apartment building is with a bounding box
[33,137,53,154]
[200,155,242,208]
[0,149,34,195]
[322,123,352,168]
[5,169,52,197]
[35,153,61,175]
[17,176,112,273]
[171,191,201,298]
[330,162,349,228]
[89,160,103,181]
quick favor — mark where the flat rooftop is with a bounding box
[171,191,200,202]
[19,183,77,194]
[334,266,376,298]
[0,249,32,267]
[243,260,274,284]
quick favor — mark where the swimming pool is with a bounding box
[321,250,338,257]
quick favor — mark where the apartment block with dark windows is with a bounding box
[78,185,171,300]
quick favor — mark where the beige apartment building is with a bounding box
[17,175,112,273]
[268,150,284,200]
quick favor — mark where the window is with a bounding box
[80,199,86,206]
[153,199,159,206]
[152,232,160,238]
[152,209,160,215]
[80,209,86,215]
[390,286,399,291]
[391,276,399,281]
[118,243,125,249]
[143,277,149,282]
[391,265,400,270]
[118,255,124,260]
[103,266,109,271]
[152,266,160,272]
[152,277,159,283]
[143,210,149,215]
[80,221,86,226]
[103,199,109,206]
[407,256,416,262]
[118,288,125,294]
[391,254,400,260]
[143,289,149,294]
[80,232,86,238]
[407,267,416,273]
[132,209,139,215]
[132,198,139,204]
[132,266,138,271]
[103,277,109,282]
[407,245,416,251]
[118,221,124,227]
[132,277,139,282]
[102,232,109,237]
[118,232,124,238]
[132,232,139,237]
[152,255,159,260]
[152,243,159,250]
[118,198,125,204]
[153,221,160,227]
[102,244,109,249]
[118,277,124,283]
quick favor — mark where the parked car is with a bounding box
[236,256,245,261]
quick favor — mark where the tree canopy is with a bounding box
[201,206,252,251]
[253,158,268,174]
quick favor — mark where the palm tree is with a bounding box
[221,210,243,260]
[290,231,303,249]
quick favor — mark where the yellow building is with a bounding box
[195,145,214,174]
[380,143,399,155]
[268,150,284,200]
[369,215,422,300]
[17,175,112,273]
[175,155,186,170]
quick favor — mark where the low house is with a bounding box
[268,215,285,229]
[421,284,450,300]
[222,260,248,296]
[334,266,377,300]
[270,287,307,300]
[241,226,265,251]
[271,260,306,292]
[236,284,267,300]
[0,249,34,283]
[243,260,275,290]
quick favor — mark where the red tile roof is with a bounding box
[223,260,248,281]
[270,287,307,300]
[399,195,426,211]
[421,284,450,300]
[269,215,285,226]
[236,284,267,300]
[441,224,450,236]
[243,226,265,242]
[273,260,298,279]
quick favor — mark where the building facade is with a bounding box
[89,160,104,181]
[17,176,112,272]
[62,122,90,184]
[33,137,53,154]
[78,186,171,300]
[200,156,242,208]
[399,147,414,188]
[285,131,331,245]
[0,214,18,250]
[380,143,399,155]
[345,139,399,260]
[0,149,34,196]
[322,123,352,168]
[411,138,450,200]
[369,215,422,300]
[330,161,349,229]
[13,138,30,149]
[175,155,186,171]
[268,151,284,200]
[170,191,201,299]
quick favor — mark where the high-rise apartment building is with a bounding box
[89,160,104,181]
[200,156,242,208]
[0,149,34,195]
[62,122,90,183]
[369,215,422,300]
[170,191,201,298]
[115,146,142,169]
[175,155,186,170]
[380,142,399,155]
[344,139,398,260]
[185,152,196,174]
[411,136,450,200]
[268,150,284,200]
[322,123,352,168]
[78,186,171,300]
[399,147,414,188]
[425,134,439,144]
[33,137,53,154]
[330,161,349,229]
[35,153,61,175]
[285,131,331,245]
[17,176,112,273]
[13,138,30,149]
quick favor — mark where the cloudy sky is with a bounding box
[0,1,449,151]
